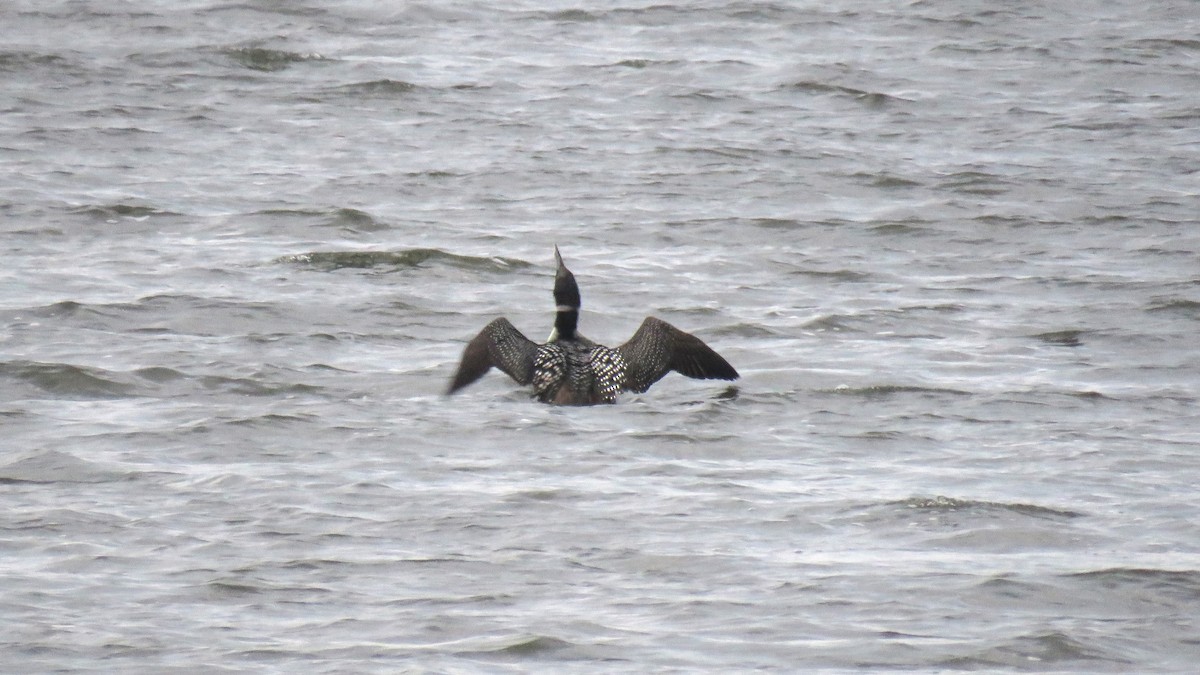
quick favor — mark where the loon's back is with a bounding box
[532,338,627,405]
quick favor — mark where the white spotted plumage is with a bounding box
[531,344,566,399]
[588,346,627,403]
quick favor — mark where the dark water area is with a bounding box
[2,1,1198,671]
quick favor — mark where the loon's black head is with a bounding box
[553,245,581,310]
[550,245,580,341]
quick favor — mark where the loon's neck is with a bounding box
[549,306,578,342]
[551,245,582,342]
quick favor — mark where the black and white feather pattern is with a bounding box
[531,344,567,399]
[617,317,739,394]
[446,318,539,395]
[588,346,628,403]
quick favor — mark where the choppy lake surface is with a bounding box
[3,1,1199,671]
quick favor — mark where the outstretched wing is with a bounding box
[447,318,539,394]
[617,316,739,393]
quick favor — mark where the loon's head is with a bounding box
[549,245,580,341]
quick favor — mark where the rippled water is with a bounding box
[3,1,1199,672]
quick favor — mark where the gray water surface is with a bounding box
[3,1,1199,672]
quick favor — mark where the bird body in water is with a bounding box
[447,247,739,405]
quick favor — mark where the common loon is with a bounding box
[447,247,739,405]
